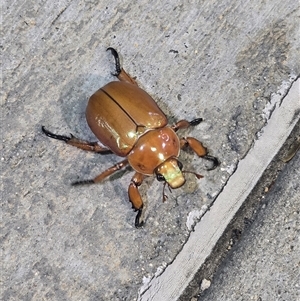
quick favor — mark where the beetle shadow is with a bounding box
[58,74,109,140]
[56,74,126,179]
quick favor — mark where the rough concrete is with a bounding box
[138,78,299,300]
[1,0,299,300]
[197,142,300,301]
[180,111,300,301]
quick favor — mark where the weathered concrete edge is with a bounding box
[138,78,300,301]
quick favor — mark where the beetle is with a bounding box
[42,47,218,227]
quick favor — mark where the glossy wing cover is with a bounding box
[86,81,168,156]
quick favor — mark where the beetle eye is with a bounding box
[156,173,165,182]
[177,161,183,170]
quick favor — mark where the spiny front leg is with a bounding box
[107,47,138,85]
[72,159,129,185]
[180,137,219,170]
[128,172,145,227]
[42,126,112,153]
[172,118,203,132]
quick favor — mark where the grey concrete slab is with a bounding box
[138,77,299,301]
[1,0,299,300]
[197,143,300,301]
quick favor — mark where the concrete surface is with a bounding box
[1,0,299,300]
[178,118,300,300]
[138,78,299,300]
[197,144,300,301]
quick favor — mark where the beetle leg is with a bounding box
[72,159,129,185]
[172,118,203,132]
[107,47,121,75]
[180,137,219,170]
[128,172,145,227]
[42,126,112,153]
[107,47,138,86]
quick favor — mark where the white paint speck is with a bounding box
[186,205,209,231]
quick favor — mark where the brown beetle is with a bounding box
[42,48,218,227]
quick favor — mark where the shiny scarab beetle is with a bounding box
[42,48,218,227]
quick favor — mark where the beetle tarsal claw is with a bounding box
[107,47,121,75]
[135,209,144,228]
[203,155,220,170]
[71,179,94,186]
[41,126,71,142]
[189,118,203,126]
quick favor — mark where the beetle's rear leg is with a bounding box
[72,159,129,185]
[172,118,203,132]
[180,137,219,170]
[107,47,138,86]
[42,126,112,153]
[128,172,145,227]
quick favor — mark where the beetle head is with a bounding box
[155,157,185,189]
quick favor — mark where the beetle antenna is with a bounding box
[182,171,204,179]
[162,182,172,202]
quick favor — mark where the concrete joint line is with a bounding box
[138,78,300,301]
